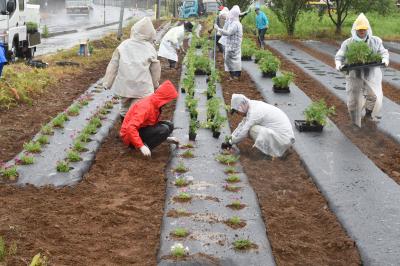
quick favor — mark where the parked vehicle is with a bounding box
[0,0,41,60]
[66,0,92,15]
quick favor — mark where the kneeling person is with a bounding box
[222,94,295,158]
[120,80,179,157]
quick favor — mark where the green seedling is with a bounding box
[181,149,194,158]
[224,166,237,174]
[241,46,254,58]
[233,239,253,250]
[52,113,68,128]
[56,160,70,173]
[259,56,281,73]
[231,200,242,208]
[345,41,383,65]
[172,228,189,238]
[67,104,80,116]
[41,124,54,135]
[20,155,34,165]
[104,101,114,109]
[89,117,102,128]
[226,174,241,183]
[224,185,241,192]
[0,236,5,261]
[30,252,48,266]
[181,143,194,149]
[99,108,109,115]
[174,162,188,173]
[272,72,295,88]
[1,166,18,180]
[170,243,188,258]
[67,150,82,162]
[83,124,98,135]
[216,154,239,165]
[37,135,49,145]
[175,177,189,187]
[23,141,41,153]
[175,192,192,202]
[78,133,91,143]
[304,99,336,126]
[228,216,242,225]
[73,140,87,152]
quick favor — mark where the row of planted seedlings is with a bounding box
[242,37,336,132]
[0,89,117,182]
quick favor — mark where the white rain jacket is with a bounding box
[335,13,389,123]
[231,94,295,157]
[103,17,161,98]
[158,24,185,62]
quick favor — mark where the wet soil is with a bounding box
[0,47,182,265]
[217,52,361,265]
[268,42,400,185]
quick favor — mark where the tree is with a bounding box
[270,0,307,36]
[351,0,397,15]
[326,0,352,35]
[222,0,252,11]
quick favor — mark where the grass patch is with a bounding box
[40,124,54,135]
[224,184,241,192]
[20,154,34,165]
[67,104,81,116]
[23,141,41,153]
[216,154,239,165]
[52,113,69,128]
[37,135,49,145]
[78,132,91,143]
[175,177,189,187]
[180,143,194,149]
[67,150,82,162]
[72,140,87,152]
[1,166,18,180]
[226,174,241,183]
[224,166,237,174]
[181,149,194,158]
[174,192,192,202]
[56,160,70,173]
[233,239,256,251]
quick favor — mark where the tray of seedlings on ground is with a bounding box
[272,71,295,93]
[259,54,281,78]
[295,99,336,132]
[341,41,384,72]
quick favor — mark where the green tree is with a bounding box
[351,0,397,15]
[270,0,307,36]
[325,0,352,35]
[222,0,252,11]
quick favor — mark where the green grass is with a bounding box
[172,228,189,238]
[67,150,82,162]
[216,154,239,165]
[72,140,87,152]
[37,135,49,145]
[23,141,41,153]
[177,192,192,201]
[1,166,18,180]
[174,162,188,173]
[233,239,253,250]
[83,124,98,135]
[67,104,81,116]
[20,154,34,165]
[228,216,242,225]
[226,174,241,183]
[56,160,70,173]
[78,132,91,143]
[175,177,189,187]
[41,124,54,135]
[52,113,69,128]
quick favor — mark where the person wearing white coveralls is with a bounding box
[335,13,389,128]
[158,22,193,69]
[214,5,243,80]
[103,17,161,119]
[222,94,295,158]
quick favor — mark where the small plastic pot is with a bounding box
[181,88,185,93]
[295,120,324,132]
[241,56,252,61]
[273,85,290,93]
[190,113,198,120]
[262,71,276,78]
[212,131,221,139]
[189,132,197,141]
[195,69,210,76]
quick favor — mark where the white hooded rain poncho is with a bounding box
[158,24,185,62]
[216,5,243,72]
[230,94,295,157]
[103,17,161,115]
[335,13,389,127]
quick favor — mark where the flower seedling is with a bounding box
[78,133,91,143]
[181,149,194,158]
[1,166,18,180]
[73,140,87,152]
[304,100,336,126]
[37,135,49,145]
[174,192,192,202]
[171,227,189,238]
[228,216,241,225]
[56,160,70,173]
[23,141,41,153]
[180,143,194,149]
[20,154,34,165]
[175,177,189,187]
[83,124,98,135]
[41,124,54,135]
[67,104,80,116]
[224,166,237,174]
[67,150,82,162]
[174,162,188,173]
[227,200,246,210]
[52,113,68,128]
[226,174,241,183]
[99,108,109,115]
[225,216,246,229]
[216,154,239,165]
[89,117,102,128]
[233,239,255,250]
[170,243,189,258]
[224,184,241,192]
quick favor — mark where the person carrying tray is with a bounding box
[335,13,389,128]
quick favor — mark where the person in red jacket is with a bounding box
[120,80,179,157]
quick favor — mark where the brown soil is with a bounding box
[290,40,400,105]
[226,203,246,210]
[167,209,193,218]
[0,62,108,163]
[268,42,400,185]
[0,42,182,265]
[224,220,247,229]
[217,53,361,265]
[223,185,241,192]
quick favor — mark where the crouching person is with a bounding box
[222,94,295,159]
[120,80,179,157]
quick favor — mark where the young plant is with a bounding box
[78,132,91,143]
[23,141,41,153]
[174,192,192,202]
[1,166,18,180]
[30,253,48,266]
[56,160,70,173]
[189,119,199,136]
[216,154,239,165]
[20,154,34,165]
[89,117,102,128]
[228,216,242,225]
[175,177,189,187]
[73,140,87,152]
[254,49,273,63]
[52,113,68,128]
[37,135,49,145]
[224,184,241,192]
[170,243,189,258]
[172,228,189,238]
[83,124,98,135]
[193,55,211,73]
[233,239,254,250]
[227,200,246,210]
[104,101,114,109]
[259,56,281,74]
[174,162,188,173]
[41,124,54,135]
[224,166,237,174]
[67,150,82,162]
[210,113,226,132]
[272,72,295,88]
[226,174,241,183]
[67,104,81,116]
[345,41,382,65]
[241,46,254,58]
[181,143,194,149]
[304,100,336,126]
[181,149,194,158]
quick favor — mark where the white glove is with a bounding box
[140,145,151,157]
[335,60,343,71]
[382,58,389,67]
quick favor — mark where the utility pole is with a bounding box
[117,0,125,40]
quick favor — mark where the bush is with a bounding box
[272,72,295,88]
[345,41,382,65]
[259,56,281,73]
[304,100,336,126]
